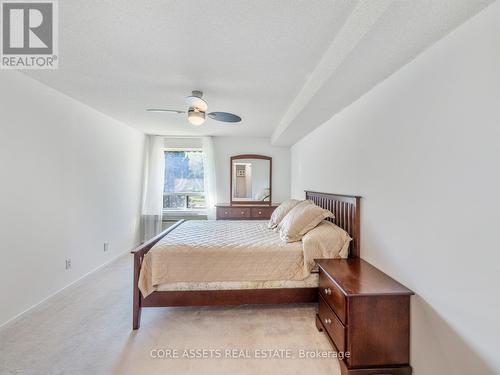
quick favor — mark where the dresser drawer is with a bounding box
[250,207,275,219]
[319,268,347,323]
[345,367,412,375]
[217,207,251,219]
[319,295,346,353]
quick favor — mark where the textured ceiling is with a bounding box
[22,0,493,142]
[23,0,356,137]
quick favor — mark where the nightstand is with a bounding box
[316,258,414,375]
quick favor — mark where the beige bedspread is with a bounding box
[138,219,347,297]
[139,220,310,297]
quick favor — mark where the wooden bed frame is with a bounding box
[131,191,360,329]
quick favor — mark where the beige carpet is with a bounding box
[0,254,341,375]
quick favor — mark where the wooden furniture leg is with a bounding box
[132,251,142,330]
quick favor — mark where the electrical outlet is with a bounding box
[104,242,109,252]
[65,258,71,270]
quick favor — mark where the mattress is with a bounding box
[156,272,319,291]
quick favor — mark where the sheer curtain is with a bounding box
[202,136,217,220]
[141,135,165,241]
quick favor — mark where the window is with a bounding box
[163,150,205,211]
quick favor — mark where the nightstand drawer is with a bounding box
[250,207,275,219]
[319,295,345,353]
[319,268,346,323]
[217,207,251,219]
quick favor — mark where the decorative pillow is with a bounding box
[278,201,334,243]
[302,220,351,272]
[267,199,303,229]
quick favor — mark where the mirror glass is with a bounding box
[231,157,271,203]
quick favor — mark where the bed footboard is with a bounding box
[131,220,185,329]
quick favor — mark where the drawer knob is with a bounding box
[324,318,332,325]
[241,211,245,214]
[224,211,228,214]
[258,211,262,214]
[324,288,332,295]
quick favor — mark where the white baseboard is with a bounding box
[0,247,136,330]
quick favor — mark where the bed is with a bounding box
[131,191,360,329]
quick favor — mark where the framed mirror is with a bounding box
[230,154,272,205]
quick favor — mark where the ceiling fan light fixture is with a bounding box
[187,109,206,126]
[147,90,240,125]
[185,91,208,112]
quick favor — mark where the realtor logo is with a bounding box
[1,0,58,69]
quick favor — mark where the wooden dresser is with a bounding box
[316,258,414,375]
[216,204,277,220]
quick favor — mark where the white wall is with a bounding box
[213,137,290,204]
[290,3,500,374]
[0,72,145,327]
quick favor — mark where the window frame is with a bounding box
[162,147,206,215]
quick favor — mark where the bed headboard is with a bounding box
[305,191,361,258]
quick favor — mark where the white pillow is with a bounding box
[302,220,351,272]
[278,202,334,243]
[267,199,303,229]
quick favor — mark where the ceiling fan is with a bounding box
[146,90,241,126]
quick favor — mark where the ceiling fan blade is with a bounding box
[146,108,185,114]
[207,112,241,123]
